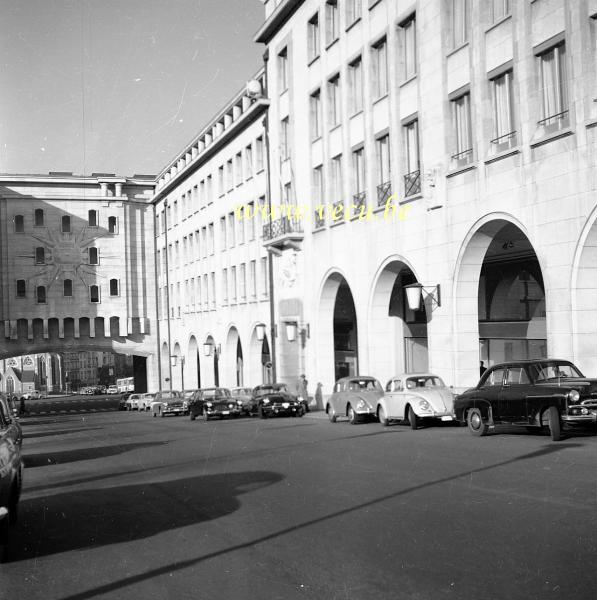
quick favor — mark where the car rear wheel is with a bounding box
[548,406,562,441]
[408,406,420,430]
[190,412,196,421]
[347,405,360,425]
[327,404,337,423]
[466,408,488,437]
[378,405,389,427]
[258,407,267,419]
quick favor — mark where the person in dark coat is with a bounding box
[480,361,487,377]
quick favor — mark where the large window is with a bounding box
[278,47,288,92]
[450,0,468,49]
[325,1,339,45]
[348,56,363,114]
[451,92,473,164]
[14,215,24,233]
[401,15,417,80]
[36,286,46,304]
[35,247,45,264]
[308,12,320,62]
[16,280,26,298]
[537,42,568,128]
[346,0,361,27]
[372,38,388,98]
[328,75,341,127]
[34,209,44,227]
[62,215,71,233]
[491,0,510,23]
[403,119,421,196]
[376,135,392,206]
[63,279,73,297]
[491,70,516,150]
[310,89,322,140]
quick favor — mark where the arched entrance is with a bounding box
[186,336,201,390]
[161,342,170,389]
[173,342,183,390]
[318,273,359,387]
[223,327,243,387]
[454,218,546,387]
[203,335,218,387]
[368,259,428,383]
[261,336,272,383]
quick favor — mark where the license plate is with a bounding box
[222,411,230,415]
[441,416,453,421]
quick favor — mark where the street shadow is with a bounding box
[24,427,103,439]
[6,470,283,562]
[23,441,168,468]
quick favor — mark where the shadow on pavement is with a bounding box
[23,441,168,468]
[6,470,283,562]
[23,427,103,439]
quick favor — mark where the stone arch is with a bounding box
[186,335,200,390]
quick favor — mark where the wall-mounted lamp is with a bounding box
[285,321,310,343]
[171,355,185,367]
[255,323,267,341]
[404,283,441,312]
[203,342,221,357]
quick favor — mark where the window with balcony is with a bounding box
[376,135,392,206]
[400,15,417,80]
[310,89,322,140]
[372,38,388,98]
[109,279,119,296]
[346,0,361,27]
[34,209,44,227]
[451,92,473,166]
[352,147,366,214]
[328,74,341,127]
[490,70,516,151]
[14,215,24,233]
[36,285,46,304]
[16,279,26,298]
[491,0,510,23]
[278,47,288,92]
[35,246,45,264]
[348,56,363,114]
[450,0,469,49]
[537,42,569,131]
[326,0,339,45]
[403,119,421,196]
[308,12,320,62]
[88,209,98,227]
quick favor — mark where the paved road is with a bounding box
[18,394,122,416]
[3,411,597,600]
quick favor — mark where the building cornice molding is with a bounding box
[254,0,304,45]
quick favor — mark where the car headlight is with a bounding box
[356,399,369,410]
[182,401,188,409]
[567,390,580,403]
[236,400,243,406]
[206,402,213,408]
[418,400,431,411]
[297,395,304,401]
[262,398,270,404]
[228,403,235,409]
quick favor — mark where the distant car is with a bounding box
[151,391,184,417]
[251,383,303,419]
[326,376,384,424]
[0,393,23,557]
[107,386,119,395]
[188,388,240,420]
[455,359,597,441]
[20,390,41,400]
[125,393,144,411]
[378,374,455,429]
[137,393,155,411]
[230,387,255,415]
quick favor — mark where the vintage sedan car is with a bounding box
[252,383,303,419]
[107,385,119,395]
[150,391,184,417]
[326,376,384,424]
[188,388,240,420]
[454,359,597,441]
[230,387,256,415]
[20,390,41,400]
[181,390,199,415]
[125,393,144,411]
[378,374,455,429]
[137,393,155,411]
[0,394,23,558]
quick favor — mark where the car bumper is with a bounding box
[206,409,241,417]
[163,408,185,415]
[262,406,300,416]
[562,413,597,424]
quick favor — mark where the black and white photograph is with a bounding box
[1,0,597,598]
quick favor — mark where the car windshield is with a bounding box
[533,362,584,381]
[231,388,251,396]
[405,376,445,389]
[346,379,383,392]
[182,391,196,399]
[254,385,287,397]
[202,388,231,398]
[159,392,180,400]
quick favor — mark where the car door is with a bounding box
[477,367,506,420]
[384,379,404,419]
[499,366,531,423]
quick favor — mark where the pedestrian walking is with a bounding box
[297,374,309,412]
[315,382,323,410]
[19,395,26,415]
[480,361,487,377]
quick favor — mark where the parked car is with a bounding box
[326,376,384,424]
[20,390,41,400]
[125,393,144,411]
[181,390,199,415]
[137,393,155,411]
[378,373,455,429]
[454,359,597,441]
[188,388,238,420]
[251,383,304,419]
[107,385,119,395]
[151,391,184,417]
[0,394,23,559]
[230,387,256,415]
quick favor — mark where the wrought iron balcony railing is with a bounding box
[352,191,366,215]
[376,181,392,207]
[262,216,304,242]
[537,109,569,128]
[403,170,421,197]
[314,209,326,229]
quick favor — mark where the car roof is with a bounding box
[487,359,573,368]
[336,376,377,383]
[389,373,441,379]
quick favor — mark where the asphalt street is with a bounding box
[2,406,597,600]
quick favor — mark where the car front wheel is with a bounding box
[467,408,488,437]
[548,406,562,441]
[408,406,419,430]
[378,405,389,427]
[327,404,337,423]
[347,405,360,425]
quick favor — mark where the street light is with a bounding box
[284,322,310,343]
[404,283,441,312]
[203,341,221,357]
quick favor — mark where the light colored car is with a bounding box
[151,391,184,417]
[20,390,41,400]
[107,385,119,394]
[230,387,255,415]
[326,376,384,424]
[137,393,155,411]
[125,393,144,411]
[379,373,455,429]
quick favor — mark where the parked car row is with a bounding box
[325,359,597,441]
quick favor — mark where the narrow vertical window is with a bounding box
[451,0,468,49]
[89,247,99,265]
[235,152,243,185]
[349,56,363,114]
[376,135,392,206]
[110,279,119,296]
[310,89,322,140]
[88,209,98,227]
[326,0,339,45]
[90,285,100,303]
[538,43,568,129]
[281,117,291,159]
[403,119,421,196]
[62,215,71,233]
[239,263,246,301]
[331,155,344,218]
[36,286,46,304]
[35,247,45,264]
[16,280,26,298]
[313,165,325,228]
[14,215,24,232]
[308,12,320,62]
[250,260,257,298]
[451,92,473,164]
[491,0,510,23]
[328,75,341,127]
[278,47,288,92]
[346,0,362,27]
[222,268,229,303]
[63,279,73,297]
[352,148,366,212]
[34,209,44,226]
[401,16,417,80]
[372,38,388,98]
[491,71,516,150]
[256,136,264,171]
[245,145,253,179]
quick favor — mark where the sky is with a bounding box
[0,0,265,177]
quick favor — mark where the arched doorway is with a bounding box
[203,335,218,387]
[261,336,272,384]
[186,336,200,390]
[173,342,183,389]
[161,342,170,389]
[454,219,546,387]
[368,259,428,383]
[318,273,359,386]
[224,327,243,386]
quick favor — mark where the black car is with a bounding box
[188,388,241,421]
[117,392,132,411]
[252,383,304,419]
[454,359,597,441]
